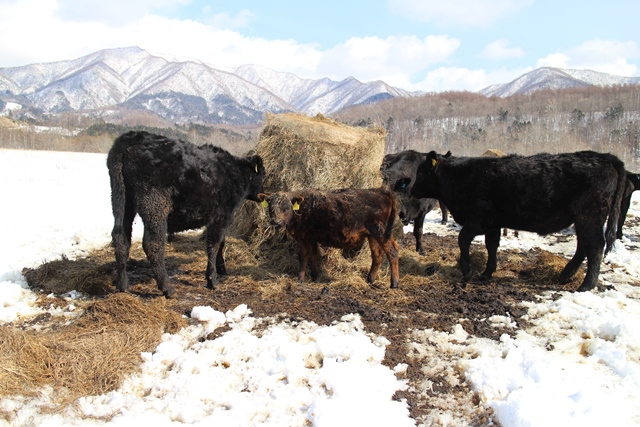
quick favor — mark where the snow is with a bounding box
[1,149,640,426]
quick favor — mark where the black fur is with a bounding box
[380,150,448,255]
[407,150,626,292]
[107,131,265,297]
[617,172,640,239]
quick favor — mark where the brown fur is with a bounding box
[258,188,400,288]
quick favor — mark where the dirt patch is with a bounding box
[11,227,588,424]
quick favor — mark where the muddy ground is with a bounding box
[17,225,592,425]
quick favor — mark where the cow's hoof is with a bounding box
[417,249,427,256]
[575,282,596,292]
[163,287,176,299]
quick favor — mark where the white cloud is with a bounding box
[388,0,533,28]
[55,0,191,26]
[408,66,531,92]
[0,0,459,84]
[202,8,255,30]
[536,39,639,76]
[479,39,524,60]
[316,35,460,85]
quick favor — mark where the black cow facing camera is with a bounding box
[380,150,448,255]
[107,131,265,298]
[402,150,626,292]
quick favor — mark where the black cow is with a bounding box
[257,188,400,288]
[617,172,640,239]
[399,150,626,292]
[380,150,448,255]
[107,131,265,298]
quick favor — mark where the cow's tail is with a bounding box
[106,134,130,245]
[604,157,627,256]
[384,193,398,241]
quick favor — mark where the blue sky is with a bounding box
[0,0,638,92]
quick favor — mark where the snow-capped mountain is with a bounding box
[480,67,640,98]
[0,47,415,125]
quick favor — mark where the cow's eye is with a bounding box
[398,182,407,189]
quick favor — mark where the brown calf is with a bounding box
[258,188,400,288]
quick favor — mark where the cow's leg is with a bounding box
[413,209,427,255]
[559,242,585,285]
[141,218,173,298]
[617,195,632,239]
[112,200,136,292]
[215,236,227,276]
[297,242,311,282]
[205,228,225,290]
[366,236,383,284]
[381,237,400,289]
[139,193,174,298]
[480,228,501,280]
[572,221,605,292]
[458,226,476,280]
[308,243,321,281]
[439,203,449,225]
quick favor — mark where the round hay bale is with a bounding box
[231,113,387,246]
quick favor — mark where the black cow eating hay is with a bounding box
[398,150,626,292]
[107,131,265,298]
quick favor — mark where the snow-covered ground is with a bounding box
[1,149,639,426]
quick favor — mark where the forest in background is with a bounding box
[1,84,640,169]
[335,84,640,169]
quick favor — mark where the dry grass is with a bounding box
[0,293,185,402]
[231,112,386,246]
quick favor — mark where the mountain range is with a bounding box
[479,67,640,98]
[1,46,639,126]
[0,46,413,125]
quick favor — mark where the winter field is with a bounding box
[1,149,640,426]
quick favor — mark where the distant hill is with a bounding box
[0,47,416,126]
[480,67,640,98]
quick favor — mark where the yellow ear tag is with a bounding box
[292,202,300,211]
[431,158,437,167]
[261,200,268,208]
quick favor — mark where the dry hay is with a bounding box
[230,112,387,248]
[0,293,185,403]
[9,229,590,423]
[482,148,506,157]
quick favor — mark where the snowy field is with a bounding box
[1,149,639,426]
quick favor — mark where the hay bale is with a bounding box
[483,149,506,157]
[231,113,387,244]
[258,112,385,191]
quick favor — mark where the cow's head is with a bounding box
[411,150,451,199]
[257,192,304,228]
[380,150,424,194]
[245,155,266,202]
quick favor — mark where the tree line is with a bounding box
[334,84,640,170]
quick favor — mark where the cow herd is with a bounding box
[107,130,638,298]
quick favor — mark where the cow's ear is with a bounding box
[426,151,438,168]
[291,196,304,211]
[444,151,452,158]
[257,193,269,207]
[250,156,263,174]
